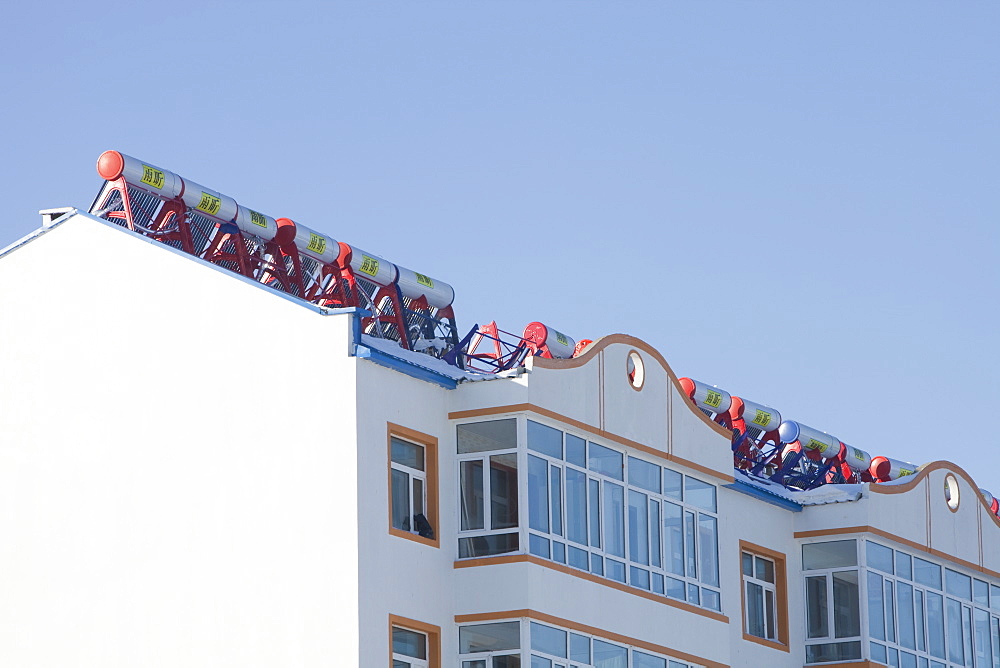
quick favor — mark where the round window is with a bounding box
[944,474,960,512]
[627,351,644,390]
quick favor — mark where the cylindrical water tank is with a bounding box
[272,219,339,264]
[339,243,398,287]
[233,205,279,242]
[396,265,456,309]
[842,443,873,472]
[870,456,918,481]
[96,150,184,200]
[981,489,999,515]
[778,421,840,459]
[180,178,238,223]
[679,378,733,414]
[522,322,576,359]
[736,398,781,432]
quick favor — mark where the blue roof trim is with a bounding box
[355,344,459,389]
[727,478,803,512]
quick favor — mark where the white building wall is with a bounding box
[0,215,360,667]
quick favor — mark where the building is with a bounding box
[1,164,999,668]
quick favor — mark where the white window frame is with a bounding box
[390,437,427,536]
[742,550,778,641]
[391,625,429,668]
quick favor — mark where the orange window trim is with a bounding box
[453,554,729,624]
[387,423,440,549]
[389,614,441,668]
[738,540,790,652]
[454,608,728,668]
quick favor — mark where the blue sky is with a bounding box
[1,2,997,492]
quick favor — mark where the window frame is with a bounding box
[739,540,789,652]
[456,418,521,559]
[389,614,440,668]
[388,423,439,549]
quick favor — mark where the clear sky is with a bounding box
[2,2,997,492]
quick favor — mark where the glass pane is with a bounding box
[607,559,626,583]
[566,468,588,545]
[991,584,1000,611]
[803,540,857,570]
[568,545,588,570]
[565,434,586,468]
[755,556,775,584]
[530,533,551,559]
[604,482,625,557]
[458,533,519,558]
[649,500,661,569]
[666,576,685,600]
[413,478,424,518]
[897,581,916,649]
[974,608,992,668]
[462,662,486,668]
[394,660,411,668]
[916,588,926,652]
[687,583,700,605]
[867,541,894,574]
[550,466,563,536]
[834,570,861,638]
[914,557,943,590]
[975,580,990,607]
[391,468,411,531]
[948,598,965,664]
[458,419,517,453]
[947,569,973,601]
[886,580,896,643]
[869,571,886,641]
[747,582,765,638]
[531,622,567,658]
[591,553,604,576]
[663,502,684,576]
[807,575,829,638]
[765,588,777,640]
[588,442,624,480]
[531,656,552,668]
[630,566,650,590]
[633,651,667,668]
[684,511,697,578]
[742,552,754,577]
[964,605,973,668]
[552,541,566,563]
[570,633,590,662]
[900,652,917,668]
[628,457,660,493]
[528,420,563,458]
[926,591,946,659]
[651,572,664,595]
[589,479,601,548]
[872,643,888,663]
[528,455,550,533]
[628,490,649,565]
[494,657,522,668]
[804,641,862,662]
[703,588,721,611]
[391,438,425,470]
[592,639,627,667]
[392,627,426,658]
[490,454,518,530]
[684,477,716,512]
[663,469,683,500]
[991,617,999,668]
[897,552,913,580]
[459,621,521,653]
[698,514,719,587]
[460,460,484,530]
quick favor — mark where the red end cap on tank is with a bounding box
[678,377,696,400]
[274,218,297,247]
[96,150,125,180]
[521,322,548,347]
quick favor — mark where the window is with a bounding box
[388,424,438,548]
[389,616,440,668]
[523,419,721,611]
[458,419,519,558]
[458,618,696,667]
[802,540,862,663]
[864,540,1000,668]
[741,542,788,650]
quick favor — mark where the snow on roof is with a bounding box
[734,470,864,507]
